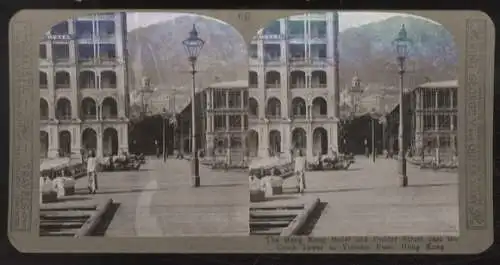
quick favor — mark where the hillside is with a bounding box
[127,14,457,114]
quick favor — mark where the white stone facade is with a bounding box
[247,13,340,161]
[39,12,129,158]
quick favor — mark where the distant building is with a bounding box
[39,13,129,158]
[205,81,249,166]
[410,80,458,156]
[385,80,458,160]
[177,80,249,167]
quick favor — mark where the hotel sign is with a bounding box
[43,34,75,41]
[252,34,286,41]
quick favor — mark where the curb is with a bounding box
[75,198,113,237]
[280,197,320,236]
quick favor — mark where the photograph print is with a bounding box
[38,11,250,237]
[23,9,491,250]
[247,12,460,237]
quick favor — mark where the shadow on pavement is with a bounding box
[305,187,376,194]
[56,196,91,202]
[75,187,168,195]
[93,202,121,236]
[296,202,328,235]
[199,183,245,188]
[408,183,457,188]
[264,195,300,202]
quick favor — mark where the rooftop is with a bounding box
[208,80,248,89]
[417,80,458,89]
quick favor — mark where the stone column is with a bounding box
[414,89,423,152]
[71,125,81,158]
[96,126,103,158]
[306,123,313,160]
[119,123,129,153]
[259,121,270,157]
[48,125,59,158]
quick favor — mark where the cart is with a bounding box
[248,158,294,202]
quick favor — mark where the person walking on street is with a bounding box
[86,150,98,194]
[155,140,160,158]
[364,138,369,158]
[294,150,307,194]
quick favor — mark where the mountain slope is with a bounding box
[127,14,458,113]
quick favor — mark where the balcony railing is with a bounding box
[40,84,48,89]
[102,114,118,120]
[98,56,117,63]
[264,56,281,63]
[265,83,280,89]
[292,114,307,119]
[288,33,305,39]
[266,114,281,120]
[290,83,306,89]
[55,83,70,89]
[53,57,71,63]
[312,114,328,119]
[56,114,72,120]
[310,83,327,88]
[82,114,97,120]
[40,115,49,120]
[249,83,258,88]
[98,33,116,40]
[310,33,327,39]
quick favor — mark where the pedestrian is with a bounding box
[294,149,307,194]
[364,138,369,158]
[86,149,98,194]
[155,140,160,158]
[225,148,231,171]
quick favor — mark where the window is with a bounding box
[229,115,242,129]
[452,89,457,108]
[39,44,47,59]
[75,21,94,39]
[78,44,95,61]
[423,115,435,130]
[213,90,226,109]
[249,44,258,58]
[439,136,451,148]
[98,21,115,37]
[437,89,451,108]
[52,44,70,61]
[99,44,116,60]
[214,115,226,131]
[422,89,435,109]
[228,91,241,108]
[438,114,451,129]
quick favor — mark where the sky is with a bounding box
[126,12,413,32]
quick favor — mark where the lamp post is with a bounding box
[393,24,411,187]
[369,109,377,163]
[161,108,168,162]
[182,24,205,188]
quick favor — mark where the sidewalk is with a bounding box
[271,156,459,236]
[97,158,249,237]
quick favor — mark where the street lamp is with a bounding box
[393,24,412,187]
[182,24,205,188]
[369,109,378,163]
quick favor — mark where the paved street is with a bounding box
[277,156,459,236]
[65,158,249,237]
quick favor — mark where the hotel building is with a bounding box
[247,12,340,159]
[39,12,129,158]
